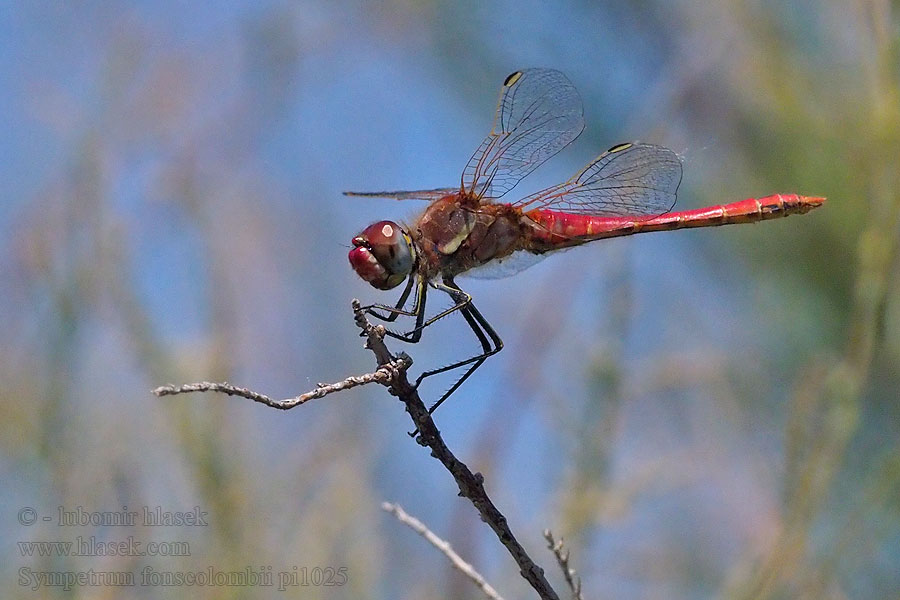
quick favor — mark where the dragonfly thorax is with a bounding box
[349,220,415,290]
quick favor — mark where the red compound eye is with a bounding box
[349,221,412,290]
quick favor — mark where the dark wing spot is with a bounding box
[606,142,633,154]
[503,71,523,87]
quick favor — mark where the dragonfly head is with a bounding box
[349,220,415,290]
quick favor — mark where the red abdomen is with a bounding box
[523,194,825,251]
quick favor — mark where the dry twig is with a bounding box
[382,502,504,600]
[151,357,410,409]
[544,530,584,600]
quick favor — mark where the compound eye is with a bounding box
[348,221,413,290]
[364,221,412,277]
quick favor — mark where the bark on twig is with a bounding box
[151,358,410,409]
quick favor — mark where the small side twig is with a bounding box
[543,530,583,600]
[151,356,411,409]
[382,502,504,600]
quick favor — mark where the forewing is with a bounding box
[513,142,682,217]
[343,187,458,201]
[463,69,585,200]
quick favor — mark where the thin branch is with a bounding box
[362,342,558,596]
[382,502,504,600]
[543,530,584,600]
[151,357,411,410]
[152,299,561,600]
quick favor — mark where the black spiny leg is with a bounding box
[381,277,476,344]
[416,278,504,412]
[379,278,428,343]
[364,274,417,322]
[365,275,503,427]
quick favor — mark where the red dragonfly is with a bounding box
[347,68,824,414]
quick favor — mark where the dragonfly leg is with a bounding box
[415,303,502,387]
[407,292,503,436]
[415,280,503,410]
[369,276,502,422]
[381,279,472,343]
[363,275,417,322]
[380,280,428,343]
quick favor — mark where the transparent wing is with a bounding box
[463,68,585,201]
[461,251,548,280]
[343,187,458,201]
[512,142,682,217]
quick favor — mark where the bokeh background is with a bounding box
[2,1,899,598]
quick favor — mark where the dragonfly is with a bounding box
[347,68,824,415]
